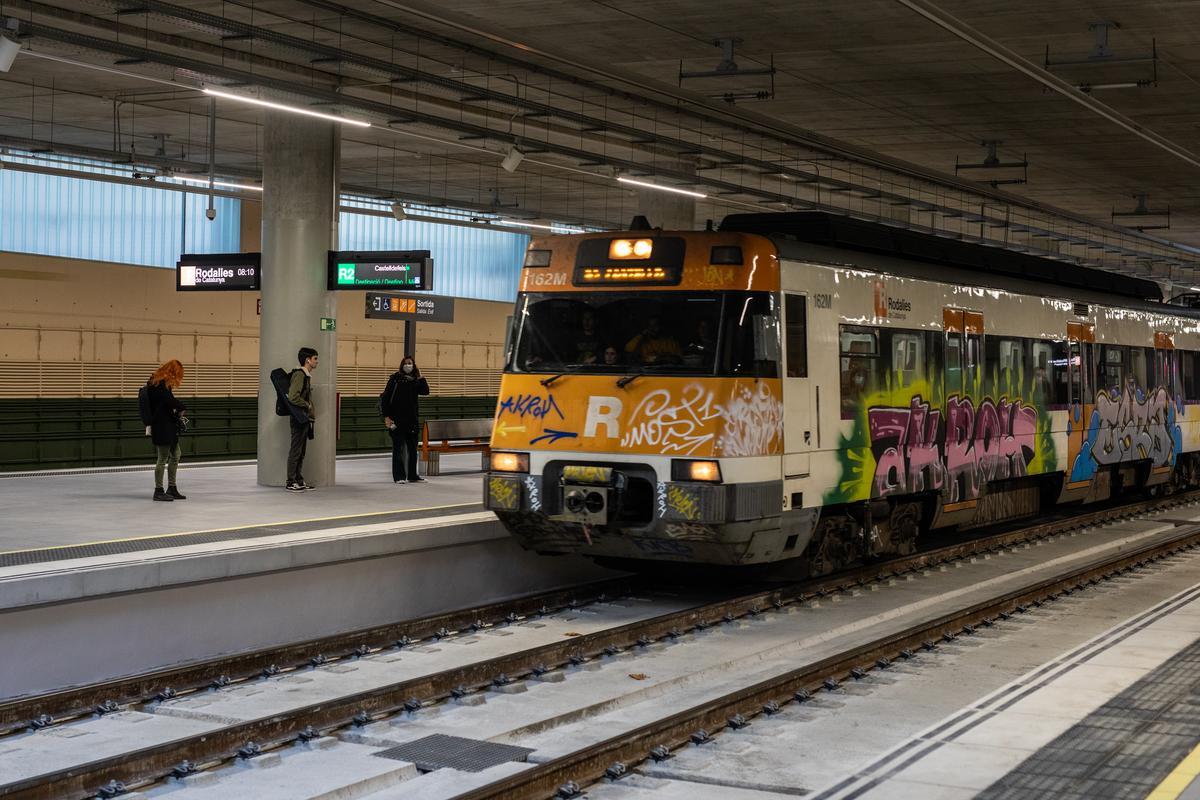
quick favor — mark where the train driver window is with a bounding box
[840,326,878,417]
[890,332,923,388]
[784,294,808,378]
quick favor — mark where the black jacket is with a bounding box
[147,382,187,446]
[380,372,430,429]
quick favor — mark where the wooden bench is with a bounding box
[420,418,492,476]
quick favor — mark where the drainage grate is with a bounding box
[374,734,534,772]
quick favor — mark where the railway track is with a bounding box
[4,490,1200,799]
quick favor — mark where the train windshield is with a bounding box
[507,291,778,378]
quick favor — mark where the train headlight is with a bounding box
[609,238,653,259]
[671,459,722,483]
[491,452,529,473]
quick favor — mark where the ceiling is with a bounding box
[3,0,1200,285]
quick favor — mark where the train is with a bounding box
[483,211,1200,575]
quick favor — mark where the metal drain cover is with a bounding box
[374,734,535,772]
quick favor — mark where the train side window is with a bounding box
[1032,341,1054,405]
[1129,347,1149,389]
[784,294,808,378]
[891,332,924,387]
[840,326,878,417]
[965,331,982,391]
[945,331,963,397]
[1183,351,1198,400]
[1099,344,1125,392]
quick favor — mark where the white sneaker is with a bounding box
[395,479,407,484]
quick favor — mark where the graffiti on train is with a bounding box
[868,395,1038,501]
[1069,386,1183,482]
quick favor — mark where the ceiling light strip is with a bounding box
[202,87,371,128]
[616,176,707,198]
[171,176,262,192]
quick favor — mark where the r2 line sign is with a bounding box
[365,292,455,323]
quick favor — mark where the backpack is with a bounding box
[137,384,153,426]
[377,373,399,417]
[270,367,309,424]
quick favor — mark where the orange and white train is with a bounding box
[484,212,1200,574]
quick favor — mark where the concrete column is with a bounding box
[635,158,698,230]
[257,111,339,487]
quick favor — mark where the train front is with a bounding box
[484,229,787,566]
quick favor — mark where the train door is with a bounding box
[782,292,812,479]
[1064,321,1096,494]
[942,307,983,512]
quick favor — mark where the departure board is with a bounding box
[327,250,434,290]
[176,253,261,291]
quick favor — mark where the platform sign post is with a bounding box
[176,253,261,291]
[327,250,434,290]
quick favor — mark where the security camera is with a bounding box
[390,201,407,222]
[205,207,217,221]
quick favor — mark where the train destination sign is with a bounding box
[365,292,455,323]
[176,253,261,291]
[328,250,434,290]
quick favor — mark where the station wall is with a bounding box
[0,250,511,470]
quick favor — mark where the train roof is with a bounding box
[719,211,1165,305]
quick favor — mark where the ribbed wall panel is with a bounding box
[338,212,528,302]
[0,162,241,268]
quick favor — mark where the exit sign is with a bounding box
[320,317,336,331]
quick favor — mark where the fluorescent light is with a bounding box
[616,176,706,198]
[496,219,583,233]
[171,176,263,192]
[203,87,371,128]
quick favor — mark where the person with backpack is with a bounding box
[380,355,430,484]
[144,360,188,502]
[286,347,318,492]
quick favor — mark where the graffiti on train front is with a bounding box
[868,395,1037,502]
[1069,385,1183,482]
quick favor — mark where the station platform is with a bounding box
[0,454,614,700]
[814,577,1200,800]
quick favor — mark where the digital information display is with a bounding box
[176,253,261,291]
[365,292,455,323]
[328,250,434,290]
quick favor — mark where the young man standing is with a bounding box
[286,347,318,491]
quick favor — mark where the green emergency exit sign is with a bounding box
[320,317,336,331]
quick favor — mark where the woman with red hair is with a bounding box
[146,359,188,501]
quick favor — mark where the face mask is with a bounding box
[402,364,414,374]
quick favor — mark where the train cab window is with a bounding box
[840,326,879,417]
[891,332,924,387]
[784,294,808,378]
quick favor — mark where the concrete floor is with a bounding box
[0,453,485,553]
